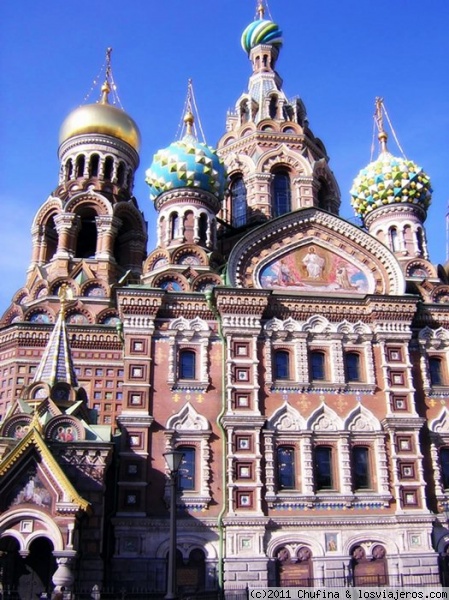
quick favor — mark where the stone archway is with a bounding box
[0,535,56,598]
[350,544,388,586]
[276,545,313,586]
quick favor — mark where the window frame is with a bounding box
[178,349,196,380]
[230,176,247,227]
[274,349,290,381]
[277,445,296,490]
[314,445,334,491]
[271,170,292,218]
[310,351,326,382]
[429,356,444,386]
[177,445,196,491]
[345,352,361,383]
[352,445,371,491]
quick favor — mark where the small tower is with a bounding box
[143,82,226,292]
[217,0,340,242]
[28,49,147,287]
[350,98,432,262]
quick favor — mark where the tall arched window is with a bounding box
[104,156,114,180]
[170,213,180,240]
[75,207,98,258]
[89,154,99,177]
[75,155,85,178]
[179,349,196,380]
[389,227,399,252]
[271,170,291,217]
[277,446,295,489]
[198,213,208,244]
[231,177,247,227]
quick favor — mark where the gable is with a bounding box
[227,208,405,295]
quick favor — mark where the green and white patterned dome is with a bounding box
[241,18,283,54]
[350,151,432,220]
[145,114,226,202]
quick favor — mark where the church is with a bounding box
[0,1,448,597]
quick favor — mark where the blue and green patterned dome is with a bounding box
[350,152,432,220]
[145,126,226,202]
[241,18,283,54]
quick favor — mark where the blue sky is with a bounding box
[1,0,448,310]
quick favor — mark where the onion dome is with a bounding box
[59,80,141,152]
[145,112,226,202]
[241,2,283,54]
[350,98,432,220]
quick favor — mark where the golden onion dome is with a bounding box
[59,82,141,152]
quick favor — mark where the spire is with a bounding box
[176,79,207,144]
[32,284,78,388]
[100,47,113,105]
[374,97,388,154]
[256,1,265,19]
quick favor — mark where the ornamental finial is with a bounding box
[374,97,388,154]
[256,1,265,19]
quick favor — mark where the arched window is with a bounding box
[170,213,179,240]
[429,356,444,385]
[314,446,333,490]
[277,446,295,489]
[417,228,425,254]
[179,350,196,380]
[310,351,325,381]
[231,177,247,227]
[177,446,196,491]
[271,170,291,217]
[274,350,290,380]
[89,154,99,177]
[75,207,97,258]
[117,161,126,186]
[352,446,370,490]
[345,352,361,382]
[440,448,449,489]
[198,213,208,244]
[75,155,85,178]
[104,156,114,180]
[389,227,399,252]
[65,158,73,181]
[269,95,278,119]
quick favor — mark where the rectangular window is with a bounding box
[352,446,370,489]
[314,446,333,490]
[310,352,325,381]
[236,435,252,451]
[179,350,196,380]
[392,395,408,411]
[345,352,361,382]
[274,350,290,380]
[277,446,295,489]
[429,357,444,385]
[440,448,449,488]
[399,463,415,479]
[237,463,252,479]
[387,347,402,362]
[178,447,195,491]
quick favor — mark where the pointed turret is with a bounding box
[32,284,78,387]
[217,2,340,239]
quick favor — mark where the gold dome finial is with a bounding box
[184,110,195,136]
[100,47,113,104]
[257,0,265,19]
[375,97,388,154]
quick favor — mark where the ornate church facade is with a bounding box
[0,3,448,597]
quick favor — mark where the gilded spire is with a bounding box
[374,97,388,154]
[100,47,113,104]
[32,284,78,388]
[257,1,265,19]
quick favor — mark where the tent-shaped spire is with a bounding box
[32,284,78,387]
